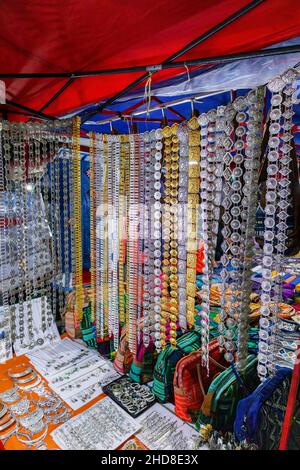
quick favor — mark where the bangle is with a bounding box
[14,372,37,384]
[19,408,44,429]
[16,425,48,446]
[0,403,8,419]
[7,364,33,379]
[0,413,11,426]
[0,422,17,441]
[0,417,16,432]
[17,375,42,390]
[0,384,20,404]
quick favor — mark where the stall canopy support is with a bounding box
[81,0,264,123]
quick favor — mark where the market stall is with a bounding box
[0,0,300,452]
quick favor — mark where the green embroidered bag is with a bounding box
[196,355,259,432]
[152,329,202,403]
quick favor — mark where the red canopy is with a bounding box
[0,0,300,119]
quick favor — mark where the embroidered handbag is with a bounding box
[196,355,259,432]
[152,329,202,403]
[129,335,157,384]
[113,327,133,374]
[173,339,228,422]
[234,367,291,449]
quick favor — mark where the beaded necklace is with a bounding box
[118,136,128,326]
[94,134,105,338]
[3,122,17,346]
[62,124,71,291]
[177,123,189,331]
[152,129,163,351]
[258,68,299,380]
[0,122,13,361]
[52,131,63,330]
[34,124,49,341]
[186,117,200,328]
[137,134,145,342]
[111,136,120,349]
[126,135,139,353]
[160,126,172,350]
[141,131,152,347]
[13,123,28,347]
[168,124,180,347]
[198,110,217,368]
[89,132,96,323]
[236,88,264,370]
[102,136,109,337]
[107,135,114,339]
[72,117,83,321]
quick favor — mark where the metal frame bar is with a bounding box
[84,90,224,126]
[39,78,75,111]
[152,96,186,120]
[5,99,55,120]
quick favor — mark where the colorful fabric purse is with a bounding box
[196,355,259,432]
[152,329,202,403]
[113,327,133,374]
[63,288,97,349]
[173,339,228,422]
[234,367,291,449]
[129,335,157,384]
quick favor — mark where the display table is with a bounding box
[0,351,149,451]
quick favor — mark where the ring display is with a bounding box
[102,376,156,418]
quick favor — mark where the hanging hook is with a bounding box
[161,106,168,127]
[184,62,191,91]
[109,121,113,133]
[143,72,152,118]
[190,99,195,118]
[131,115,135,134]
[125,117,130,134]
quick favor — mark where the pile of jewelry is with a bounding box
[0,399,18,443]
[103,376,155,417]
[0,362,72,448]
[51,397,140,450]
[26,337,120,410]
[8,363,41,390]
[0,378,48,449]
[134,403,199,450]
[186,425,258,450]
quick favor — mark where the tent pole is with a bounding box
[5,100,55,120]
[1,44,300,81]
[279,359,300,449]
[39,78,75,112]
[81,0,264,123]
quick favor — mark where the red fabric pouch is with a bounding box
[173,339,228,422]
